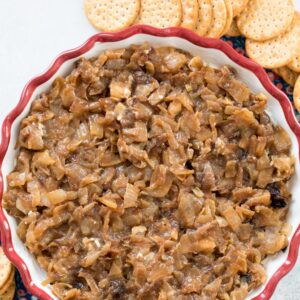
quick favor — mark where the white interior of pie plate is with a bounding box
[1,34,300,300]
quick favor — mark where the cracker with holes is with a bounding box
[137,0,182,28]
[246,16,300,69]
[222,0,233,36]
[226,18,241,36]
[231,0,249,17]
[181,0,199,30]
[293,75,300,113]
[288,51,300,72]
[0,248,12,292]
[206,0,227,38]
[196,0,213,36]
[0,269,14,296]
[84,0,140,31]
[237,0,294,41]
[0,281,15,300]
[273,67,299,87]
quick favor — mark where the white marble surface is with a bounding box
[0,1,299,299]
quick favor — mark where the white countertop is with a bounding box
[0,1,299,299]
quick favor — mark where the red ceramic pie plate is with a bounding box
[0,26,299,300]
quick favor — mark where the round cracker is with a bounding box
[225,18,241,36]
[0,281,15,300]
[273,67,299,87]
[196,0,213,36]
[84,0,141,32]
[0,268,14,296]
[293,75,300,113]
[231,0,249,17]
[0,248,12,290]
[221,0,233,36]
[180,0,199,30]
[137,0,182,28]
[206,0,227,38]
[246,16,300,69]
[288,53,300,72]
[237,0,294,41]
[287,13,300,72]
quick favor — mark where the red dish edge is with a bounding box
[0,25,299,300]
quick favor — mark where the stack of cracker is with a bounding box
[0,247,15,300]
[83,0,237,35]
[83,0,300,112]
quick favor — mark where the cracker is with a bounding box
[0,281,15,300]
[293,76,300,113]
[0,248,12,290]
[225,18,241,36]
[246,16,300,69]
[137,0,182,28]
[84,0,140,32]
[181,0,199,30]
[288,53,300,72]
[273,67,299,87]
[196,0,213,36]
[221,0,233,36]
[0,268,14,296]
[287,14,300,72]
[237,0,294,41]
[231,0,249,17]
[206,0,227,38]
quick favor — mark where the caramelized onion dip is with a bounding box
[3,44,295,300]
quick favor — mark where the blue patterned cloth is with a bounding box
[14,270,37,300]
[0,35,298,300]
